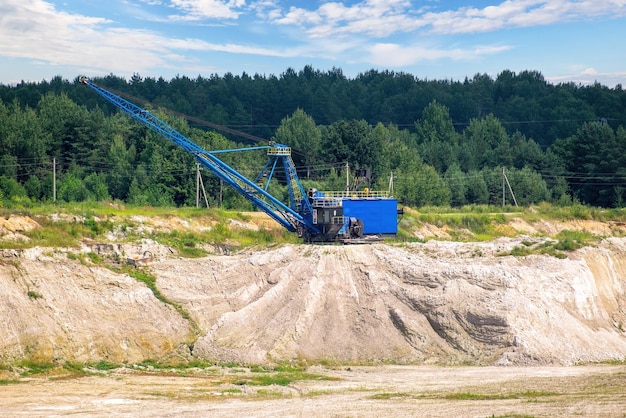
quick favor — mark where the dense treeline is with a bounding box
[0,67,625,209]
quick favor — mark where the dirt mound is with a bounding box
[153,241,626,365]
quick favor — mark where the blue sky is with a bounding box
[1,0,625,87]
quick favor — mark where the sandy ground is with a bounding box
[1,364,625,417]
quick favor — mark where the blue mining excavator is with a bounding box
[80,76,401,243]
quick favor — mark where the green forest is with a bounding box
[0,66,625,210]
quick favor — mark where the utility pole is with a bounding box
[53,157,56,203]
[196,163,200,208]
[502,167,518,207]
[220,179,223,207]
[502,167,505,207]
[199,169,209,208]
[196,163,210,208]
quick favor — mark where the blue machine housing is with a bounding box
[306,189,399,239]
[342,197,398,236]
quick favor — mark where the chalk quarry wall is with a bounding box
[1,238,626,366]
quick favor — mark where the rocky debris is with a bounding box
[0,215,40,232]
[0,215,40,242]
[1,235,626,366]
[85,239,174,263]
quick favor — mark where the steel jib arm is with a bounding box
[80,77,203,156]
[194,152,303,232]
[80,77,317,234]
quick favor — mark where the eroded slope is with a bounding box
[155,240,626,365]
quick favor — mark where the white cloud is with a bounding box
[546,68,626,87]
[423,0,626,35]
[367,42,511,66]
[272,0,626,38]
[581,67,598,76]
[275,0,419,38]
[249,0,281,20]
[260,0,626,80]
[167,0,245,21]
[138,0,165,5]
[0,0,288,79]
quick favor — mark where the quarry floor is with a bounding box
[2,364,626,417]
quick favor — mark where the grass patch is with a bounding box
[154,230,209,258]
[60,362,101,377]
[136,359,161,369]
[18,361,55,376]
[445,392,517,400]
[368,389,557,402]
[8,224,81,249]
[254,389,287,398]
[83,216,115,236]
[134,358,217,370]
[112,360,341,395]
[412,212,507,242]
[92,360,121,371]
[506,241,567,258]
[129,360,336,387]
[125,269,163,300]
[444,390,557,400]
[66,251,103,266]
[234,372,314,386]
[368,392,415,400]
[86,252,102,264]
[503,229,598,258]
[0,379,21,385]
[553,229,597,250]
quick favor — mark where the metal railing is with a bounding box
[311,197,343,207]
[267,147,291,156]
[321,190,390,199]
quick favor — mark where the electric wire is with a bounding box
[7,155,626,187]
